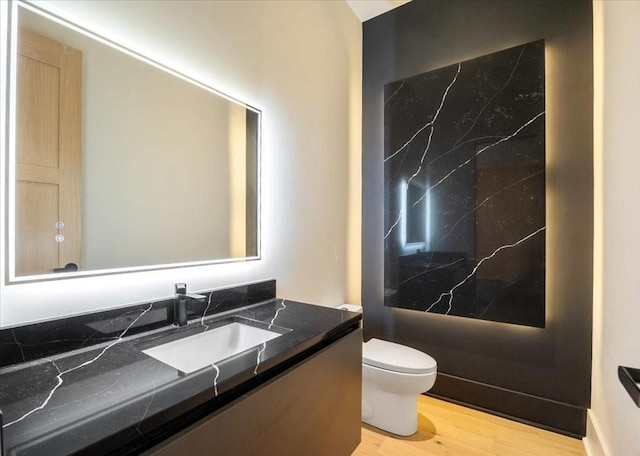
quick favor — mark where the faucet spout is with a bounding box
[173,283,206,327]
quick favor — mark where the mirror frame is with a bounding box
[2,0,262,284]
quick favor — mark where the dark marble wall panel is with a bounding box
[384,41,546,328]
[362,0,593,436]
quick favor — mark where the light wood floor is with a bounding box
[352,395,586,456]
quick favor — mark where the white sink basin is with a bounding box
[143,321,284,374]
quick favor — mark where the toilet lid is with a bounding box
[363,338,437,375]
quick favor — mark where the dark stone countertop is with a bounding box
[0,284,361,455]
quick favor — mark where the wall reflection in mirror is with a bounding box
[384,40,546,328]
[8,2,260,280]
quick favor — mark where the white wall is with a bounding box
[0,0,362,326]
[589,1,640,455]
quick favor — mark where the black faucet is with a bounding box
[173,283,206,327]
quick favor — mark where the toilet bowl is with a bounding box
[335,305,437,436]
[361,338,437,436]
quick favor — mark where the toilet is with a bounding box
[362,338,437,436]
[336,305,438,436]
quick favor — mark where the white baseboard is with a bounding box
[583,409,610,456]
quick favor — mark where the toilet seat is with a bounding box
[363,338,437,375]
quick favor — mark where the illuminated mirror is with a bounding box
[403,180,428,247]
[6,1,260,281]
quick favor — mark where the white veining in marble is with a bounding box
[268,300,287,330]
[383,80,405,107]
[398,257,466,288]
[384,63,461,165]
[413,111,545,209]
[198,292,226,388]
[384,44,544,251]
[135,361,164,434]
[384,63,465,241]
[407,63,461,185]
[451,46,526,151]
[385,134,505,190]
[254,341,267,375]
[199,292,224,395]
[200,292,214,330]
[384,210,403,241]
[422,134,506,175]
[407,170,545,281]
[3,303,154,428]
[11,330,26,363]
[212,363,220,395]
[253,300,288,375]
[424,227,546,314]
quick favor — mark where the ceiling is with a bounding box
[345,0,412,22]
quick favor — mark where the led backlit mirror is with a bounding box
[5,1,260,281]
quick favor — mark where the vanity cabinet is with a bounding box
[146,329,362,456]
[0,285,363,455]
